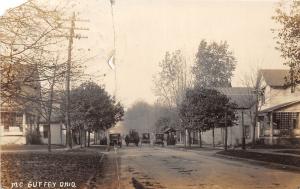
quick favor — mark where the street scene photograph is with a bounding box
[1,0,300,188]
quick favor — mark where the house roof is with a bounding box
[260,69,289,87]
[163,127,176,133]
[259,100,300,114]
[217,87,256,109]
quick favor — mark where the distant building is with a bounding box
[199,87,256,147]
[257,69,300,145]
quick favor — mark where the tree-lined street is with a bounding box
[1,0,300,188]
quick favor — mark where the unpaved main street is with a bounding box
[107,146,300,189]
[2,146,300,189]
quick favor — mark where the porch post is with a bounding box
[179,131,182,144]
[270,111,273,145]
[185,128,188,148]
[22,112,26,135]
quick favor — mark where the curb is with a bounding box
[215,153,300,172]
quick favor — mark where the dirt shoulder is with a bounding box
[217,150,300,170]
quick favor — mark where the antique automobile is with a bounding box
[125,130,140,146]
[109,133,122,147]
[154,133,164,146]
[141,133,150,144]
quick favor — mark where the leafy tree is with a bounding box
[123,101,154,133]
[272,1,300,91]
[153,50,190,109]
[123,101,179,134]
[192,40,236,88]
[154,116,177,133]
[180,87,237,149]
[69,81,124,146]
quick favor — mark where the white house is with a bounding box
[257,69,300,145]
[0,63,40,145]
[0,63,65,145]
[199,87,256,147]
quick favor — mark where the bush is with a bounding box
[26,130,42,144]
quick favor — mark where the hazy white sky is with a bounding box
[3,0,288,108]
[0,0,26,15]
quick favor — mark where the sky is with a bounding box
[0,0,26,15]
[2,0,288,108]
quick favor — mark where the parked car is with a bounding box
[125,130,140,146]
[109,133,122,147]
[141,133,150,144]
[154,133,164,146]
[100,136,107,145]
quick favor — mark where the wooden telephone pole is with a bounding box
[64,12,88,149]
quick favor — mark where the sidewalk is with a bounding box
[0,144,82,153]
[216,149,300,172]
[247,148,300,157]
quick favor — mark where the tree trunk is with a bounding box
[188,130,191,148]
[242,111,246,150]
[250,91,259,148]
[198,130,202,148]
[224,111,228,151]
[212,126,215,148]
[47,124,51,152]
[79,129,82,148]
[36,116,40,138]
[88,131,90,147]
[84,130,87,147]
[252,100,258,148]
[184,128,188,149]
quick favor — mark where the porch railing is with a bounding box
[263,129,291,137]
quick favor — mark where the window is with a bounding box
[43,125,49,138]
[259,88,266,105]
[244,125,250,139]
[1,112,18,131]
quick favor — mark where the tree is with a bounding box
[153,50,190,109]
[192,40,236,88]
[241,67,264,147]
[272,1,300,92]
[273,1,300,87]
[0,1,70,151]
[123,101,180,136]
[180,87,237,149]
[123,101,154,133]
[69,81,124,147]
[0,1,65,102]
[154,116,177,133]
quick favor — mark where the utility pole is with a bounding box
[63,12,88,149]
[224,110,228,151]
[242,110,246,150]
[65,12,74,149]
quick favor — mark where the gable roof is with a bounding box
[216,87,256,109]
[260,69,289,87]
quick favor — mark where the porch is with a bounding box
[258,101,300,145]
[0,111,37,145]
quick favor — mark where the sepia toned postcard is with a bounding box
[1,0,300,188]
